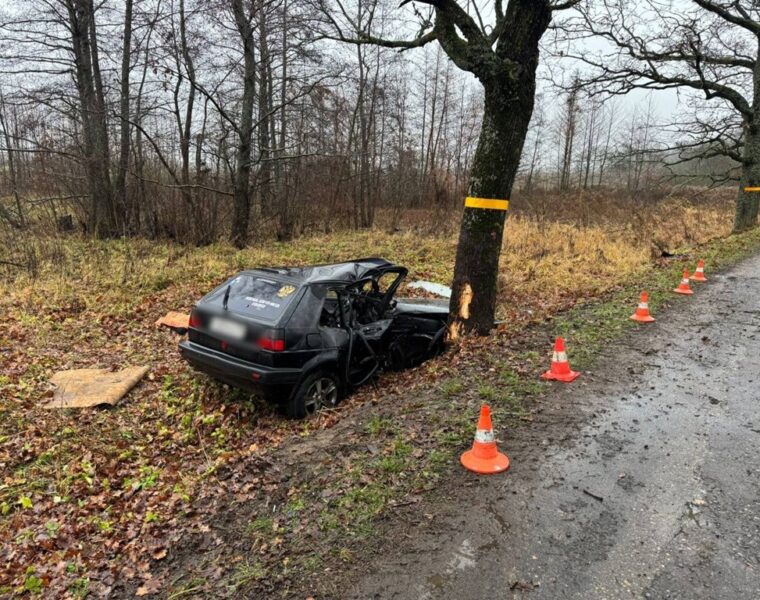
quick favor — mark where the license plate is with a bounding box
[209,317,246,340]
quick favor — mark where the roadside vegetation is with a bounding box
[1,189,758,597]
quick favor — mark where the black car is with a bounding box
[179,258,448,418]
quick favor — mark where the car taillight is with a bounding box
[258,334,285,352]
[189,311,201,329]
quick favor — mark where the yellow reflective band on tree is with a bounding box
[745,187,760,193]
[464,197,510,211]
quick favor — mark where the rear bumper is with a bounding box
[179,340,304,391]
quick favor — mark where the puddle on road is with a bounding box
[445,539,477,573]
[421,538,478,597]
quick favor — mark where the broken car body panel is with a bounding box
[407,280,452,299]
[179,258,448,416]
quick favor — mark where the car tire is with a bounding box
[284,370,341,419]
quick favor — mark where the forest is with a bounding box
[0,0,750,245]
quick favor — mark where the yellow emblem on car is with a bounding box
[277,284,296,298]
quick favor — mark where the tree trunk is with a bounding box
[276,0,292,240]
[448,0,551,335]
[560,86,578,191]
[0,92,24,228]
[133,4,158,236]
[733,53,760,233]
[449,84,537,335]
[67,0,117,238]
[178,0,195,190]
[257,1,272,217]
[230,0,257,248]
[115,0,133,233]
[734,121,760,232]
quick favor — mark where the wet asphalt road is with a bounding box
[348,255,760,600]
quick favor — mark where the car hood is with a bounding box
[394,299,449,317]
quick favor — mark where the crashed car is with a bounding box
[179,258,448,418]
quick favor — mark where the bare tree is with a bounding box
[522,95,545,193]
[596,98,619,186]
[570,0,760,232]
[320,0,582,334]
[559,81,580,190]
[0,0,562,254]
[65,0,119,236]
[229,0,258,247]
[0,91,24,228]
[115,0,134,232]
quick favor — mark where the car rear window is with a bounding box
[205,275,300,322]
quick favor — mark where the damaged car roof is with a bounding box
[246,257,397,284]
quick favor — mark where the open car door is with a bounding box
[347,266,408,324]
[331,280,384,388]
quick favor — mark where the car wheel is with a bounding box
[285,370,340,419]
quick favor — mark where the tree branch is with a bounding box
[550,0,582,10]
[691,0,760,34]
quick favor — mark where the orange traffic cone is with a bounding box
[673,270,694,295]
[690,259,707,282]
[460,404,510,475]
[541,337,580,382]
[630,291,655,323]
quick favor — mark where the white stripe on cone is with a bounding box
[681,278,689,285]
[552,351,569,363]
[638,302,649,309]
[475,429,495,444]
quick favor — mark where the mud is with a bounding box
[345,256,760,599]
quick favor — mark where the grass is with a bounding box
[439,379,464,397]
[0,193,734,325]
[554,225,760,370]
[0,189,755,597]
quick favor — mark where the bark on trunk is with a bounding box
[257,2,272,217]
[67,0,117,238]
[115,0,133,233]
[733,53,760,233]
[734,123,760,232]
[0,93,24,229]
[230,0,257,248]
[276,0,292,240]
[448,0,551,335]
[448,86,534,335]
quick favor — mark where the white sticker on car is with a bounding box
[245,296,281,310]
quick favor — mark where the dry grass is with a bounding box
[0,190,734,321]
[500,195,732,315]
